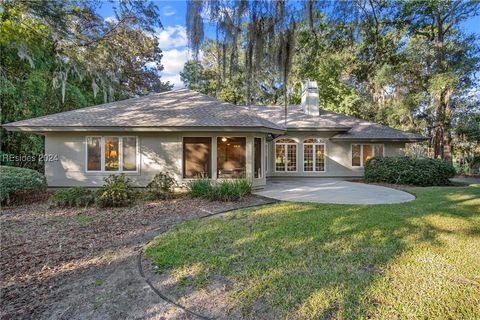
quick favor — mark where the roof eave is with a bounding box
[2,125,285,134]
[286,127,351,132]
[330,137,428,142]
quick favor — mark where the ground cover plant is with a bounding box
[364,156,456,186]
[145,184,480,319]
[48,187,95,208]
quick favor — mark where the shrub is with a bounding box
[364,156,455,186]
[187,174,212,199]
[0,166,47,204]
[209,178,252,202]
[95,174,136,208]
[145,172,177,200]
[48,187,95,208]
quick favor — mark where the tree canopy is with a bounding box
[1,0,172,169]
[182,0,480,166]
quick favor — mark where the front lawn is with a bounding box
[145,184,480,319]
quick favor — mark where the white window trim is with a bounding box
[351,143,385,167]
[253,136,263,179]
[303,141,327,172]
[274,139,298,172]
[85,136,139,173]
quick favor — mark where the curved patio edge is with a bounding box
[253,178,415,204]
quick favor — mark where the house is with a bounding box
[2,81,425,188]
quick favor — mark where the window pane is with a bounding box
[315,144,325,171]
[276,138,296,143]
[287,144,297,171]
[217,137,246,178]
[122,137,137,171]
[183,137,212,178]
[105,137,119,171]
[87,137,101,171]
[304,144,313,171]
[363,144,373,165]
[374,144,384,157]
[352,144,361,166]
[254,138,262,178]
[275,144,285,171]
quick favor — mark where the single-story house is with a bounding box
[2,81,425,188]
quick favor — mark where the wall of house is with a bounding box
[44,131,267,188]
[265,132,405,178]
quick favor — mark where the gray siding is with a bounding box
[44,132,267,188]
[266,132,405,178]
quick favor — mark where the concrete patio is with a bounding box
[253,178,415,204]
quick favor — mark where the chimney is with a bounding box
[301,80,319,116]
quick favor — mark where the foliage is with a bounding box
[95,174,136,208]
[0,1,172,171]
[48,187,95,208]
[187,174,212,199]
[145,185,480,319]
[188,176,252,201]
[364,157,455,186]
[209,179,252,202]
[0,166,47,204]
[145,172,177,200]
[184,1,479,162]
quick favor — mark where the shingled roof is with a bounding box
[2,89,283,132]
[251,104,426,141]
[3,89,426,141]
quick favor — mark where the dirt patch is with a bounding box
[0,195,275,319]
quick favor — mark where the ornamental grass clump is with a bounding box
[364,156,455,186]
[209,178,252,202]
[188,175,252,202]
[187,174,212,199]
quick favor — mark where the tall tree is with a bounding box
[0,0,172,170]
[400,0,480,161]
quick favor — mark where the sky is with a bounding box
[98,1,480,90]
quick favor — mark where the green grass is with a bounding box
[145,184,480,319]
[74,214,95,227]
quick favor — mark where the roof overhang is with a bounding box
[2,125,285,135]
[330,137,428,142]
[285,127,351,132]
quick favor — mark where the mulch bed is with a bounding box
[0,195,274,319]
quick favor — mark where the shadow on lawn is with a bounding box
[145,185,480,319]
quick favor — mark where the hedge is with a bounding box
[364,157,455,186]
[0,166,47,204]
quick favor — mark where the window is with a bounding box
[351,144,384,167]
[86,136,138,172]
[275,138,297,172]
[303,138,325,172]
[254,138,262,178]
[87,137,101,171]
[105,137,120,171]
[217,137,246,178]
[122,137,137,171]
[183,137,212,178]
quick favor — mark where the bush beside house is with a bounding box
[364,157,455,186]
[145,172,177,200]
[95,174,136,208]
[48,187,95,208]
[0,166,47,204]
